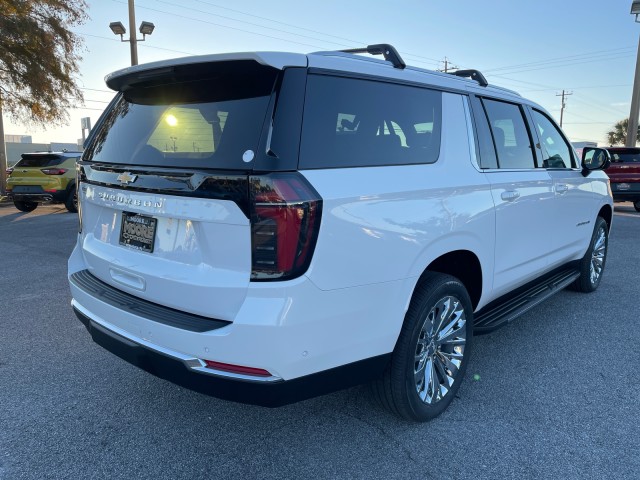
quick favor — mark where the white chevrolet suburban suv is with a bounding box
[68,44,613,421]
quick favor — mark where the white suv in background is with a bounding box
[68,44,613,421]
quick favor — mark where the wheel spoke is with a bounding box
[437,332,467,347]
[434,353,455,388]
[436,350,462,377]
[414,358,426,394]
[419,357,434,402]
[437,314,465,345]
[428,359,439,404]
[415,350,428,373]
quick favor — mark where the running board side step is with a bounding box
[473,267,580,334]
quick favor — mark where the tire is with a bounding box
[13,200,38,213]
[372,272,473,422]
[65,188,78,213]
[634,201,640,213]
[570,216,608,293]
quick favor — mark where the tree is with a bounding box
[606,118,640,146]
[0,0,88,194]
[0,0,88,125]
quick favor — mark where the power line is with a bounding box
[112,0,442,66]
[77,31,196,56]
[80,87,113,93]
[484,46,635,73]
[488,52,634,76]
[520,84,632,93]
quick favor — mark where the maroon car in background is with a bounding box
[605,147,640,212]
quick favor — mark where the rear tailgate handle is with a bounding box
[555,183,569,194]
[110,268,146,291]
[501,190,520,202]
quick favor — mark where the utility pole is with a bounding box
[439,57,458,73]
[0,92,6,196]
[127,0,138,66]
[556,90,572,127]
[627,30,640,146]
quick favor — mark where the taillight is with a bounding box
[41,168,67,175]
[5,168,13,175]
[250,172,322,281]
[204,360,272,377]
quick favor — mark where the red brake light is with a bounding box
[204,360,272,377]
[250,173,322,281]
[40,168,67,175]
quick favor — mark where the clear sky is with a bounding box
[4,0,639,146]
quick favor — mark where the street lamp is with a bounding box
[109,0,155,66]
[109,21,126,36]
[139,21,155,36]
[632,1,640,20]
[626,1,640,146]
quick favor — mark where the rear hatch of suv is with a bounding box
[7,153,74,195]
[605,147,640,200]
[75,58,321,321]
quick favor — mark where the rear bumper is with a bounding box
[7,189,67,203]
[612,193,640,202]
[73,304,390,407]
[611,183,640,202]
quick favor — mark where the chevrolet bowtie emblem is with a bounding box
[117,172,138,184]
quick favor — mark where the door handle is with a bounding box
[501,190,520,201]
[556,183,569,194]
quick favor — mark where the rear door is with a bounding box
[472,96,555,297]
[76,60,280,321]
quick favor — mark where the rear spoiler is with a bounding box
[105,52,307,91]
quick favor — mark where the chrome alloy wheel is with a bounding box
[590,226,607,285]
[414,296,467,405]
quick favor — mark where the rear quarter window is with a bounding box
[610,150,640,163]
[16,155,72,168]
[299,74,442,169]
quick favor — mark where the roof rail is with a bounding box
[450,69,488,87]
[339,44,406,69]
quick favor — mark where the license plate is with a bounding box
[12,186,44,193]
[119,212,157,253]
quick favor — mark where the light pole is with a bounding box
[626,1,640,147]
[109,0,155,66]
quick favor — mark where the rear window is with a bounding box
[299,75,442,169]
[610,149,640,163]
[84,61,278,169]
[16,155,71,168]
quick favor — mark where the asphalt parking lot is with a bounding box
[0,203,639,480]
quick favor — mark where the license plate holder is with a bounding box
[119,212,157,253]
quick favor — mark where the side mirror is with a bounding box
[581,147,611,176]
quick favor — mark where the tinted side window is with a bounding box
[469,95,498,169]
[299,75,442,169]
[610,150,640,162]
[532,110,575,168]
[482,99,535,169]
[17,155,72,168]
